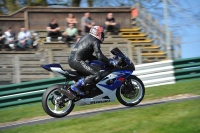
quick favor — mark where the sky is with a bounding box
[168,0,200,59]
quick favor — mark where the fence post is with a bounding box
[137,47,142,64]
[176,36,181,58]
[13,56,21,83]
[169,31,174,59]
[127,43,135,64]
[47,49,54,78]
[24,11,29,29]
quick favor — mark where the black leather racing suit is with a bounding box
[68,33,110,84]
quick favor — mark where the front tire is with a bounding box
[42,84,75,118]
[116,75,145,107]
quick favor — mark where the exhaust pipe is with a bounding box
[58,87,76,100]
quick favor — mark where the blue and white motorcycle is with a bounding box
[41,47,145,118]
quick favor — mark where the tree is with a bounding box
[0,0,48,15]
[28,0,47,6]
[72,0,81,7]
[87,0,93,7]
[0,0,20,14]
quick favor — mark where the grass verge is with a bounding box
[2,98,200,133]
[0,79,200,123]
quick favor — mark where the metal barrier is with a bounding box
[173,57,200,81]
[135,60,175,87]
[0,57,200,108]
[0,77,68,108]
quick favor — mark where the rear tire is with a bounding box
[42,84,75,118]
[116,75,145,107]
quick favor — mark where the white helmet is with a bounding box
[89,26,105,42]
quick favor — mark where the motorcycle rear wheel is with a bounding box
[116,75,145,107]
[42,84,75,118]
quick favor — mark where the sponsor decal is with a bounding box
[80,61,92,71]
[90,100,110,104]
[118,77,125,82]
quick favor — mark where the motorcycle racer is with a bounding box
[68,26,117,97]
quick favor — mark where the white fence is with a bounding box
[134,60,175,88]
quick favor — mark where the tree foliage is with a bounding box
[72,0,81,7]
[28,0,47,6]
[0,0,47,14]
[87,0,93,7]
[0,0,20,14]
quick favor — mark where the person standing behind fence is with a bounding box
[66,13,78,27]
[17,26,33,50]
[46,19,62,42]
[62,23,78,48]
[81,12,95,35]
[105,13,120,34]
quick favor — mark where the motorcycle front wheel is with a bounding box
[42,84,75,118]
[116,75,145,107]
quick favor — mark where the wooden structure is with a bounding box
[131,3,181,59]
[0,53,47,85]
[119,28,168,63]
[0,7,131,32]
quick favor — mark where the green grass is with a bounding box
[0,79,200,124]
[2,98,200,133]
[145,79,200,99]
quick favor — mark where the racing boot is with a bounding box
[70,78,85,96]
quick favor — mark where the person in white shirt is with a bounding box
[17,26,33,49]
[4,27,16,49]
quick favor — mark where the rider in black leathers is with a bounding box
[68,26,116,96]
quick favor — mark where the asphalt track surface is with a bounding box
[0,95,200,131]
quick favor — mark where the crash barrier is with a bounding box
[0,77,70,108]
[135,60,175,87]
[0,57,199,108]
[173,57,200,81]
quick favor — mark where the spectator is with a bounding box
[17,26,33,50]
[105,13,120,34]
[4,27,16,50]
[81,12,95,35]
[46,19,62,42]
[66,13,78,27]
[62,23,78,48]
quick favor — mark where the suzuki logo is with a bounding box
[90,100,110,104]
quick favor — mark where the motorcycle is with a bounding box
[41,47,145,118]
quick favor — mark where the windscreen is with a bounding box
[110,47,126,57]
[110,47,134,68]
